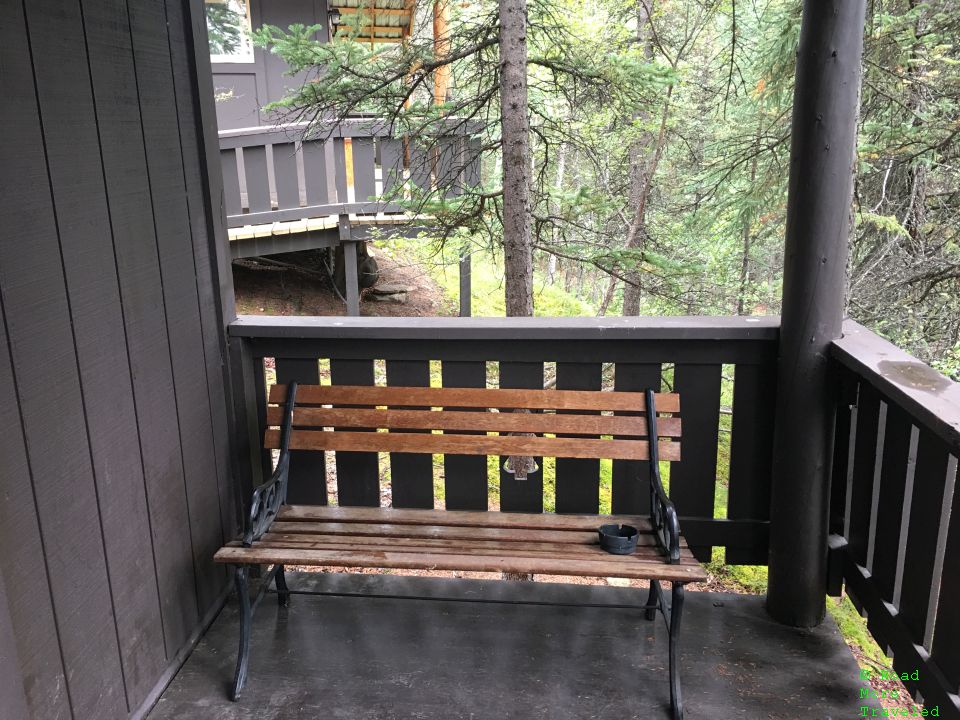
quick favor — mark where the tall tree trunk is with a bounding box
[499,0,533,316]
[598,276,618,315]
[737,134,760,315]
[621,0,657,316]
[433,0,451,104]
[621,84,672,315]
[546,142,566,286]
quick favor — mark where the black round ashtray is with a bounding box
[598,524,639,555]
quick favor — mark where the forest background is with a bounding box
[254,0,960,378]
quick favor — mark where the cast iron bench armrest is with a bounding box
[243,382,298,547]
[646,388,681,563]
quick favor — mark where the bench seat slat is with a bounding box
[238,538,697,565]
[265,429,681,461]
[278,506,652,532]
[269,384,680,413]
[214,545,706,582]
[259,532,681,553]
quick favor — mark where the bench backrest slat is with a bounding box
[265,429,680,461]
[264,384,681,463]
[264,406,682,438]
[269,383,679,413]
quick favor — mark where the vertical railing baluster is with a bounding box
[498,361,545,513]
[329,358,380,506]
[554,362,602,514]
[726,354,777,565]
[275,358,327,505]
[611,362,661,516]
[385,360,433,508]
[671,363,722,562]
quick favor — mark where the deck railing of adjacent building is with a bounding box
[219,119,480,229]
[828,321,960,715]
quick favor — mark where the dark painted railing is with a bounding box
[829,321,960,717]
[228,316,780,565]
[219,119,480,229]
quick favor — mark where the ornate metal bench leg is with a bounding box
[669,582,685,720]
[231,565,252,701]
[644,579,660,621]
[275,564,290,607]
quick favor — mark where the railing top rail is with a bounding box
[218,117,482,146]
[228,315,781,341]
[832,319,960,453]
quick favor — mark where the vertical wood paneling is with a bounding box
[499,362,544,513]
[275,359,328,505]
[848,383,881,568]
[38,0,170,707]
[437,137,462,196]
[352,137,377,202]
[333,138,349,203]
[0,301,68,719]
[221,150,241,216]
[870,403,911,600]
[464,138,482,189]
[81,0,199,665]
[554,363,602,514]
[242,146,271,213]
[930,460,960,689]
[726,359,777,564]
[898,429,951,646]
[129,0,225,614]
[380,138,403,198]
[671,363,722,561]
[829,372,857,537]
[166,0,237,547]
[272,142,299,210]
[329,359,381,506]
[230,341,266,511]
[2,1,237,717]
[302,140,329,205]
[611,362,660,515]
[4,4,126,717]
[385,361,434,508]
[0,570,29,720]
[254,356,272,483]
[441,361,489,510]
[409,141,432,191]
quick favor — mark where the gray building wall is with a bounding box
[212,0,329,129]
[0,0,236,718]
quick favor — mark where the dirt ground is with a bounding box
[233,247,456,317]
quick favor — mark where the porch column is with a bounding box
[767,0,867,627]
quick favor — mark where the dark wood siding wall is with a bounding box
[0,1,235,718]
[212,0,329,130]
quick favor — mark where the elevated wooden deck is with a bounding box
[220,120,478,313]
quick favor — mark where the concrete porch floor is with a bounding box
[149,572,879,719]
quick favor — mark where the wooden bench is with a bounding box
[215,382,706,719]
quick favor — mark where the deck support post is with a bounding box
[339,214,360,316]
[767,0,866,627]
[459,249,471,317]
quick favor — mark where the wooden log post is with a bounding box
[433,0,450,104]
[767,0,867,627]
